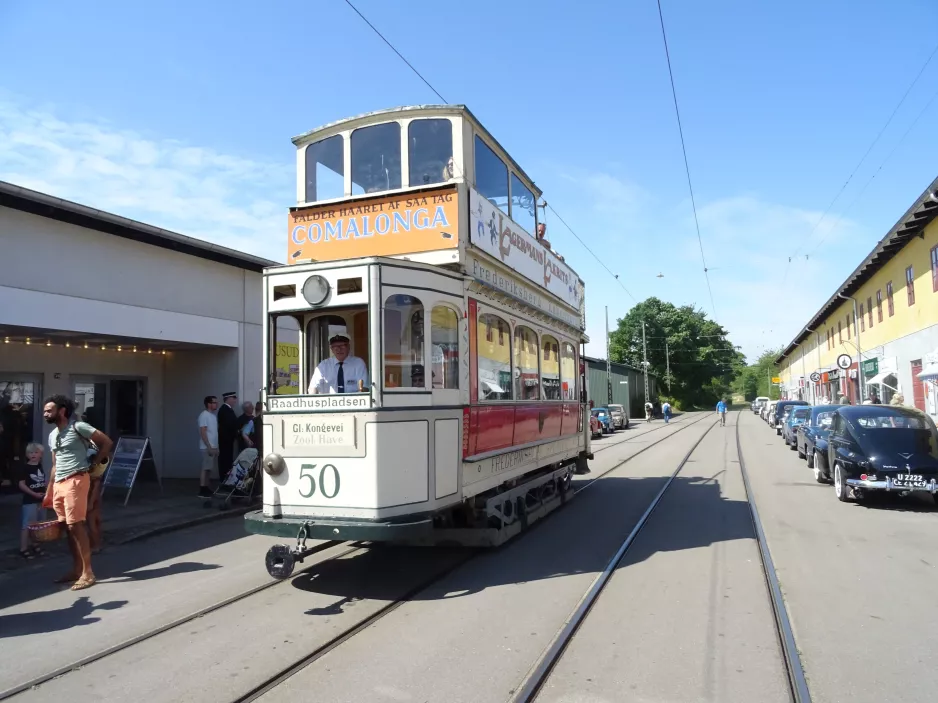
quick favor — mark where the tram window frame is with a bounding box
[269,313,303,396]
[430,304,460,391]
[351,122,402,196]
[541,335,562,401]
[474,135,509,216]
[510,173,537,235]
[304,134,345,203]
[560,341,578,401]
[383,294,426,391]
[513,325,541,401]
[408,118,454,188]
[477,311,512,401]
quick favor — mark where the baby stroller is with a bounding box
[206,448,260,510]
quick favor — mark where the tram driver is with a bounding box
[308,335,369,394]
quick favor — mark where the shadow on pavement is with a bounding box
[100,561,222,583]
[289,473,755,614]
[0,520,247,611]
[0,596,128,638]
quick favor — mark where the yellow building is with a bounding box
[776,176,938,417]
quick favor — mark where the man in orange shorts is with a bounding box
[41,395,112,590]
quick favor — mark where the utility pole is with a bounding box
[642,321,650,407]
[665,339,671,393]
[605,306,613,404]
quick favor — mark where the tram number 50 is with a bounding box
[298,463,341,499]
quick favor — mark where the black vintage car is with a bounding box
[795,404,844,481]
[773,399,809,436]
[827,405,938,503]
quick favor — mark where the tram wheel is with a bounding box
[265,544,296,580]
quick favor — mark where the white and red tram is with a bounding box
[244,105,593,577]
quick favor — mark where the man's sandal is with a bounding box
[71,576,96,591]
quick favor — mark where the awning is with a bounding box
[867,370,899,389]
[918,365,938,382]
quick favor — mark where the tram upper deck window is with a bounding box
[542,335,561,400]
[477,313,511,401]
[510,174,536,235]
[561,342,577,401]
[384,294,425,389]
[474,136,509,215]
[431,305,459,389]
[305,135,344,203]
[409,119,454,187]
[352,122,402,196]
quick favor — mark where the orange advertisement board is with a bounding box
[288,186,459,263]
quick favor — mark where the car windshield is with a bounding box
[852,415,938,459]
[791,408,810,423]
[815,411,834,429]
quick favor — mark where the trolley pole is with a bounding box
[642,321,650,408]
[605,306,613,404]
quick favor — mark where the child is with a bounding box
[18,442,47,559]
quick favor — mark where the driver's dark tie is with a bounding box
[337,361,345,393]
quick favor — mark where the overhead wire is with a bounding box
[782,38,938,282]
[655,0,717,321]
[342,0,638,305]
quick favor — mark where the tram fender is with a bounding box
[244,510,433,542]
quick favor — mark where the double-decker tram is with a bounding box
[245,105,592,578]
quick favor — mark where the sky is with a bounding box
[1,0,937,363]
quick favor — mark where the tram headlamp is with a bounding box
[263,453,286,476]
[302,275,330,306]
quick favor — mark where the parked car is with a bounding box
[783,406,812,447]
[773,400,809,435]
[796,405,845,482]
[764,400,777,424]
[828,405,938,503]
[607,403,628,429]
[590,413,603,439]
[591,407,614,434]
[752,396,769,414]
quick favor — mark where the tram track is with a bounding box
[4,412,711,702]
[507,410,811,703]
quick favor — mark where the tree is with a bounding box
[733,348,782,401]
[608,297,745,409]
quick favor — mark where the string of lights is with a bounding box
[2,337,168,354]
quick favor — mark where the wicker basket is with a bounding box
[28,520,63,542]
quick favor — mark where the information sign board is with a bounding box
[102,436,160,505]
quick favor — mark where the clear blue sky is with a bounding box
[1,0,936,361]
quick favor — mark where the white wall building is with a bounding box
[0,181,278,480]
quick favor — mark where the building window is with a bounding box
[542,335,561,400]
[305,135,344,203]
[906,266,915,306]
[876,290,883,322]
[846,313,851,340]
[430,306,459,390]
[474,135,509,215]
[408,119,453,187]
[513,326,540,400]
[931,245,938,292]
[859,303,865,332]
[886,282,894,317]
[838,321,842,344]
[477,313,511,400]
[867,296,873,327]
[561,342,578,400]
[383,294,424,389]
[351,122,402,195]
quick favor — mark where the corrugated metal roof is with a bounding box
[776,176,938,364]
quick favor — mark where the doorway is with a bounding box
[0,376,42,489]
[72,377,146,443]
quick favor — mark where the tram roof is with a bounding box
[291,104,543,200]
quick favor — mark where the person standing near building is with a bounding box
[198,396,218,498]
[237,401,256,453]
[17,442,46,559]
[41,395,112,590]
[217,392,239,482]
[716,398,727,426]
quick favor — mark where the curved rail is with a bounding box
[736,410,812,703]
[509,417,719,702]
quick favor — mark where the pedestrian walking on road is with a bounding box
[662,401,672,424]
[41,395,112,591]
[716,399,727,426]
[198,396,219,498]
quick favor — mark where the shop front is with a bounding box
[864,356,899,405]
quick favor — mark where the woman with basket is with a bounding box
[40,395,113,591]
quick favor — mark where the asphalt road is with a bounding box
[19,409,929,702]
[739,409,938,703]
